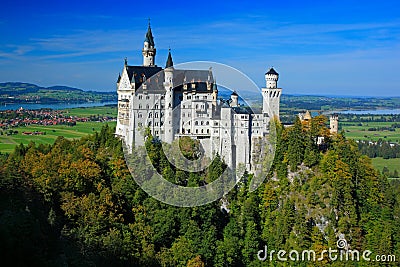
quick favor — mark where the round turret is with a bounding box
[265,67,279,89]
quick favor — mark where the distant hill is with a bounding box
[0,82,116,103]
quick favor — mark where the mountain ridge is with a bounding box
[0,82,116,104]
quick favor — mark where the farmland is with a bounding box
[0,106,117,153]
[341,121,400,143]
[0,121,117,153]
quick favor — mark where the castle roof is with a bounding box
[232,106,254,114]
[265,67,278,75]
[125,65,215,94]
[165,49,173,68]
[144,23,155,47]
[304,110,312,120]
[231,91,238,96]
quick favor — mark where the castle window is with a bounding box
[146,104,149,109]
[203,96,207,100]
[155,104,159,109]
[187,95,191,100]
[138,122,142,127]
[182,113,185,117]
[155,130,159,135]
[196,129,198,133]
[149,112,152,118]
[138,113,142,118]
[146,96,150,100]
[148,121,152,126]
[188,121,190,125]
[155,122,159,126]
[201,129,204,133]
[207,129,209,134]
[155,113,158,118]
[195,121,198,126]
[139,104,142,109]
[161,95,165,99]
[206,121,209,125]
[139,95,142,100]
[187,129,190,133]
[201,121,204,125]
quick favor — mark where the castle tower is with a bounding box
[266,67,279,89]
[116,59,135,152]
[330,114,339,134]
[262,67,282,133]
[230,91,238,107]
[142,22,156,66]
[164,49,174,143]
[212,81,218,109]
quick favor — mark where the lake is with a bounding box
[339,109,400,115]
[0,101,117,111]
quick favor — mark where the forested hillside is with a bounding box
[0,117,399,266]
[0,82,116,103]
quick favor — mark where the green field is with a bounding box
[0,121,116,153]
[0,106,118,153]
[341,122,400,143]
[371,157,400,178]
[63,105,117,117]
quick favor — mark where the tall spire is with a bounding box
[142,19,156,66]
[165,48,173,68]
[144,19,154,47]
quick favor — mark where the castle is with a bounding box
[115,23,282,171]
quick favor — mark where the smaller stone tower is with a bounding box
[164,49,174,143]
[330,114,339,134]
[261,67,282,133]
[265,67,279,89]
[142,21,156,66]
[230,91,239,107]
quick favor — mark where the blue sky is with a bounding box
[0,0,399,96]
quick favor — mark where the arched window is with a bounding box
[149,112,152,118]
[155,112,158,118]
[195,121,198,126]
[139,104,142,109]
